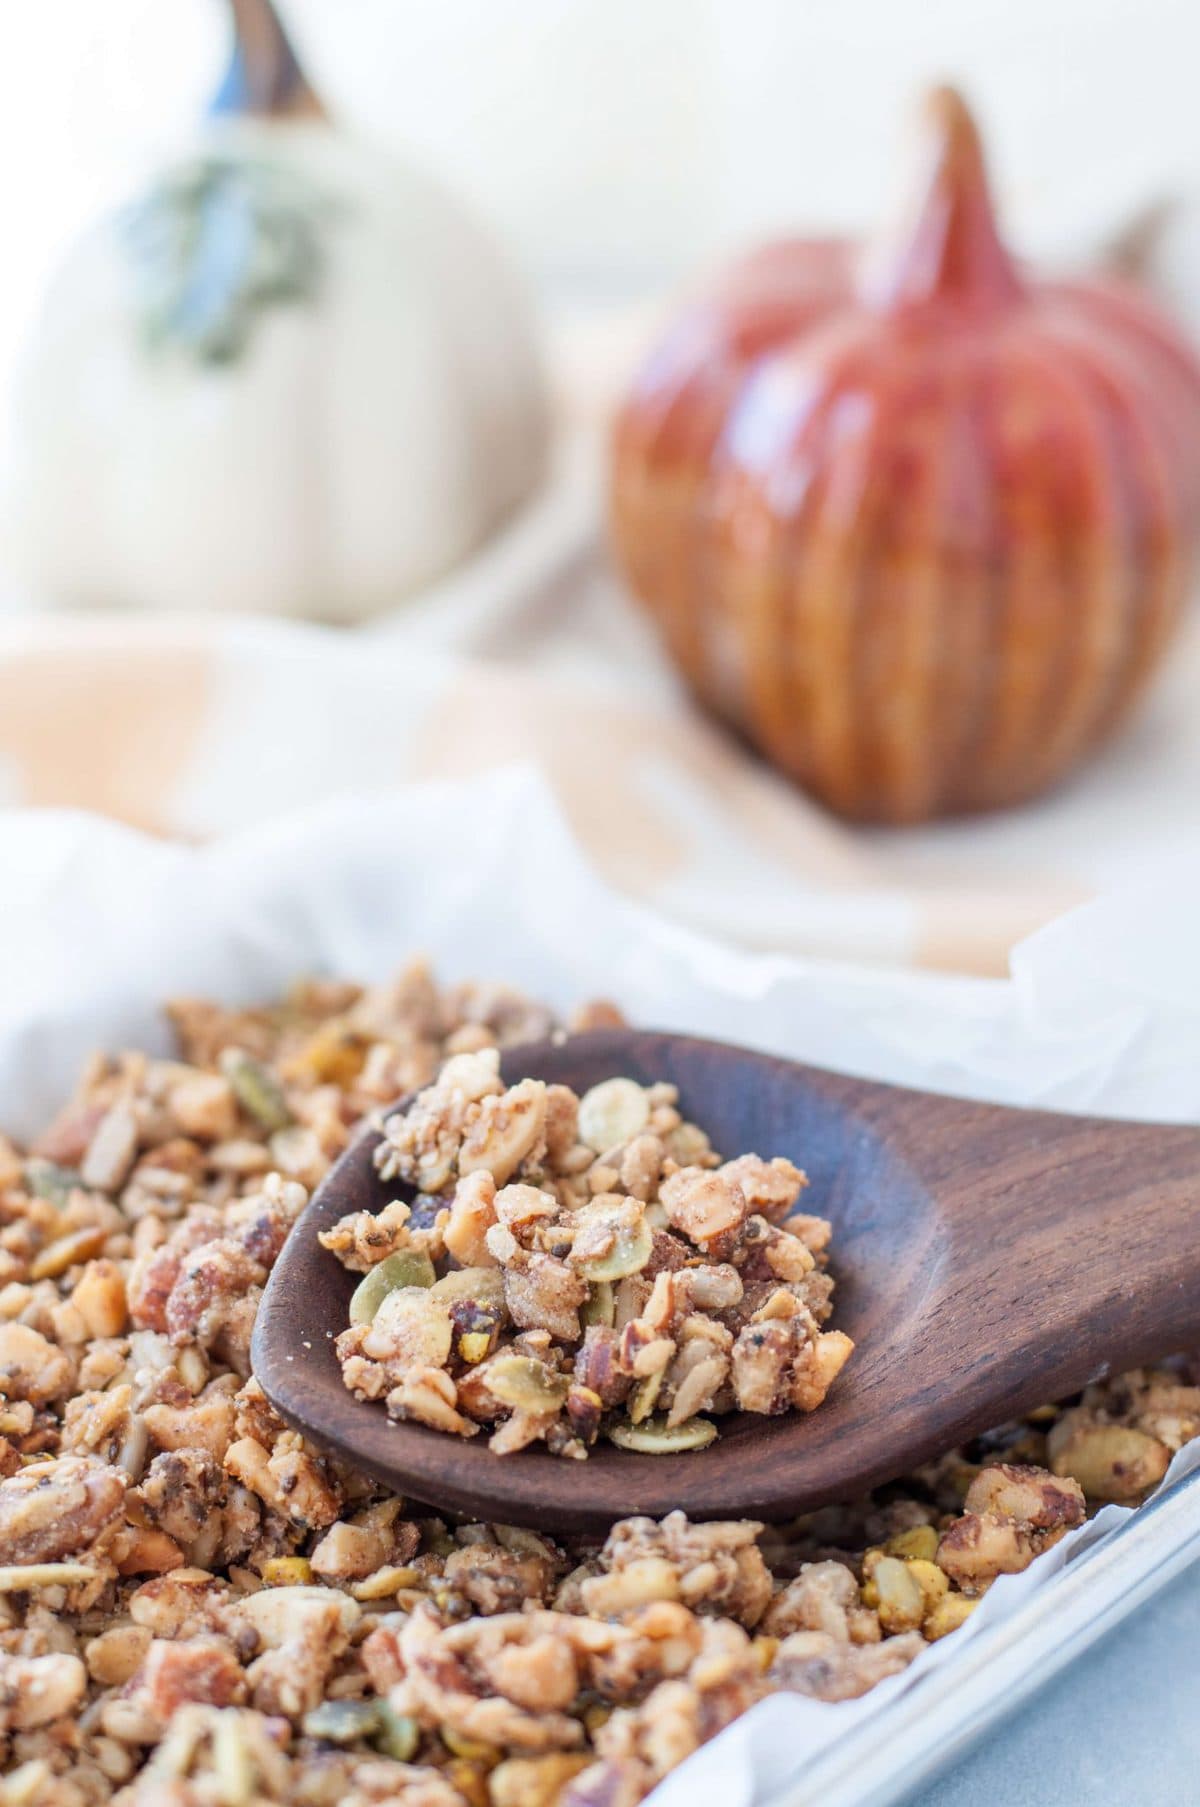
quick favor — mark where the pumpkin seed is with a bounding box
[608,1415,718,1454]
[24,1159,81,1207]
[486,1355,569,1415]
[348,1250,437,1325]
[373,1704,420,1762]
[442,1728,500,1765]
[581,1281,616,1327]
[573,1210,654,1284]
[430,1267,506,1311]
[219,1048,292,1132]
[577,1078,650,1153]
[302,1698,383,1745]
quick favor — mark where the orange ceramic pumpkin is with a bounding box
[611,89,1200,822]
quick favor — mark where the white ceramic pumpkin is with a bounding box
[6,2,548,623]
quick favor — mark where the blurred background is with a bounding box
[2,0,1200,975]
[3,0,1198,367]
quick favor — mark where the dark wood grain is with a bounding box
[252,1029,1200,1534]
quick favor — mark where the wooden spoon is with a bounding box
[253,1028,1200,1534]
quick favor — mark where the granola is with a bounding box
[0,959,1193,1807]
[326,1060,852,1457]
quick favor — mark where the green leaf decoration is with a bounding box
[120,154,340,365]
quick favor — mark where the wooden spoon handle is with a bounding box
[861,1081,1200,1415]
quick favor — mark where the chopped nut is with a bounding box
[223,1435,341,1532]
[30,1224,108,1280]
[0,1456,125,1564]
[459,1080,548,1186]
[1046,1413,1171,1502]
[445,1171,501,1268]
[86,1622,153,1686]
[924,1593,979,1640]
[362,1288,453,1368]
[666,1353,728,1428]
[503,1254,588,1343]
[936,1464,1086,1593]
[389,1366,478,1436]
[490,1753,593,1807]
[80,1101,140,1191]
[262,1556,313,1586]
[0,1651,87,1731]
[0,1321,72,1403]
[866,1556,925,1633]
[169,1072,239,1141]
[769,1629,925,1701]
[70,1258,129,1338]
[659,1169,748,1249]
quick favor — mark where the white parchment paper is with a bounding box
[0,763,1196,1806]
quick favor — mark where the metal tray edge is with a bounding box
[762,1465,1200,1807]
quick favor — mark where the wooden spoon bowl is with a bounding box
[253,1029,1200,1534]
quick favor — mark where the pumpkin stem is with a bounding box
[868,85,1023,311]
[211,0,326,121]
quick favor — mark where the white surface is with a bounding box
[910,1561,1200,1807]
[2,0,1199,405]
[1,765,1198,1805]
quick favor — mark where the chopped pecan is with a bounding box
[658,1169,749,1253]
[398,1602,586,1751]
[936,1464,1086,1593]
[0,1321,72,1403]
[0,1650,87,1731]
[0,1455,125,1564]
[588,1513,773,1627]
[1046,1409,1172,1502]
[123,1635,245,1732]
[762,1560,880,1643]
[768,1628,925,1700]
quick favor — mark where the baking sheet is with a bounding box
[792,1469,1200,1807]
[1,763,1197,1806]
